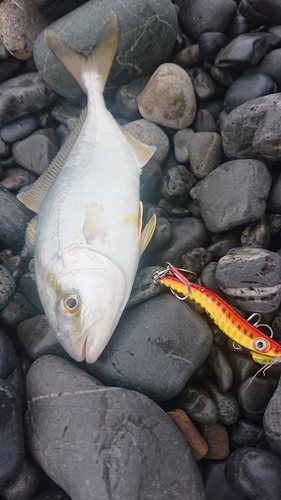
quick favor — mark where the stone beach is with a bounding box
[2,0,281,498]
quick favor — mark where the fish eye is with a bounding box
[60,292,81,316]
[253,338,270,352]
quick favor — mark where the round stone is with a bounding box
[124,119,169,163]
[189,132,223,179]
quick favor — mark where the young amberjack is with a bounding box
[18,12,156,363]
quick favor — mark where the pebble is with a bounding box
[224,74,277,113]
[268,172,281,213]
[249,49,281,89]
[140,160,162,203]
[216,248,281,313]
[34,0,178,98]
[264,375,281,458]
[203,380,240,425]
[225,447,281,500]
[25,355,206,500]
[19,273,43,311]
[0,292,36,332]
[0,168,37,193]
[238,376,277,421]
[193,72,216,100]
[127,266,164,308]
[207,229,241,259]
[173,128,195,163]
[190,159,272,233]
[200,262,225,297]
[207,345,233,393]
[115,77,150,120]
[147,217,171,252]
[204,460,247,500]
[193,108,219,133]
[0,454,42,500]
[230,419,267,450]
[0,265,15,312]
[181,385,218,424]
[0,115,39,144]
[189,132,223,178]
[87,294,213,402]
[161,165,197,205]
[167,409,209,460]
[12,129,59,175]
[228,354,259,391]
[199,32,229,67]
[239,0,281,25]
[200,422,230,460]
[124,119,169,163]
[181,247,213,276]
[0,185,32,248]
[138,63,196,129]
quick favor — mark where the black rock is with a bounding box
[0,292,36,332]
[115,77,149,120]
[199,32,229,66]
[147,217,171,251]
[0,265,15,312]
[181,385,218,424]
[0,167,37,193]
[238,376,277,421]
[239,0,281,26]
[204,460,247,500]
[268,172,281,213]
[224,74,277,113]
[230,419,268,450]
[19,273,43,311]
[127,266,165,308]
[192,72,216,100]
[33,488,71,500]
[227,12,249,40]
[140,159,162,203]
[0,454,42,500]
[162,165,197,205]
[193,109,219,132]
[0,185,32,248]
[207,230,241,259]
[208,345,233,393]
[203,380,240,425]
[12,129,59,175]
[0,327,18,378]
[181,247,213,276]
[264,375,281,458]
[0,115,39,145]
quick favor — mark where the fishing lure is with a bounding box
[153,263,281,366]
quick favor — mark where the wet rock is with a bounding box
[34,0,178,98]
[181,385,218,424]
[193,109,218,133]
[0,115,39,144]
[224,74,277,113]
[0,73,57,127]
[203,380,240,425]
[19,273,43,311]
[140,160,162,203]
[225,448,281,500]
[138,63,196,129]
[124,119,169,163]
[204,460,247,500]
[200,422,230,460]
[173,128,195,163]
[157,217,209,267]
[0,185,32,248]
[199,32,229,67]
[12,129,59,175]
[264,375,281,458]
[0,168,36,193]
[239,0,281,26]
[221,94,281,162]
[87,294,213,402]
[216,248,281,313]
[230,419,267,450]
[167,409,208,460]
[189,132,223,179]
[190,160,271,233]
[162,165,197,205]
[208,345,233,393]
[115,77,149,120]
[0,293,36,332]
[192,72,216,100]
[181,247,213,277]
[0,454,42,500]
[238,377,277,421]
[25,355,206,500]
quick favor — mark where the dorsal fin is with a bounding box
[116,120,156,169]
[17,106,88,213]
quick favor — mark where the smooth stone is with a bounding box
[156,217,209,267]
[172,44,201,68]
[161,165,197,205]
[143,203,166,226]
[19,273,43,311]
[224,74,277,113]
[200,262,225,297]
[200,422,230,460]
[87,294,213,402]
[190,160,271,233]
[203,380,240,425]
[138,63,196,129]
[193,72,216,100]
[181,385,218,424]
[0,73,57,127]
[241,216,270,249]
[268,172,281,213]
[199,98,224,121]
[208,345,233,393]
[147,217,171,251]
[193,109,218,133]
[0,293,36,332]
[238,377,277,421]
[1,156,17,169]
[124,119,169,163]
[0,168,36,192]
[173,128,195,163]
[140,160,162,203]
[127,266,164,308]
[227,12,249,40]
[264,376,281,458]
[215,33,279,69]
[115,77,149,120]
[199,32,229,66]
[249,49,281,89]
[167,409,208,460]
[25,355,206,500]
[0,115,39,144]
[207,230,241,258]
[0,379,24,488]
[210,66,236,86]
[0,454,42,500]
[228,354,259,390]
[0,185,32,248]
[34,0,178,98]
[239,0,281,25]
[216,248,281,313]
[225,448,281,500]
[50,105,81,128]
[181,247,213,277]
[0,265,15,312]
[56,123,69,146]
[179,0,237,40]
[204,461,247,500]
[12,129,59,175]
[189,132,222,179]
[0,138,10,157]
[230,419,267,450]
[158,199,190,219]
[221,94,281,162]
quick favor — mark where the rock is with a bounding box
[0,73,57,127]
[138,63,196,129]
[0,454,42,500]
[0,115,39,144]
[203,380,240,425]
[207,345,233,393]
[227,11,249,40]
[34,0,178,98]
[181,247,213,277]
[124,119,169,163]
[192,72,216,100]
[0,293,36,332]
[228,354,259,390]
[268,172,281,213]
[189,132,223,179]
[12,129,59,175]
[198,32,229,67]
[200,422,230,460]
[140,160,162,203]
[193,109,218,133]
[179,0,237,40]
[225,448,281,500]
[33,488,71,500]
[0,58,23,86]
[207,230,241,258]
[172,44,201,68]
[221,94,281,162]
[204,460,246,500]
[200,262,224,297]
[238,377,277,421]
[248,49,281,89]
[0,168,36,193]
[50,105,81,128]
[87,294,212,402]
[190,160,271,233]
[230,419,267,450]
[0,265,15,312]
[147,217,171,252]
[173,128,195,163]
[216,248,281,313]
[25,355,206,500]
[115,77,149,120]
[162,165,197,205]
[19,273,43,311]
[264,376,281,458]
[181,385,218,424]
[0,185,32,248]
[167,409,208,460]
[239,0,281,26]
[127,266,165,308]
[224,74,277,113]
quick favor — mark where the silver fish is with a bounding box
[18,12,156,363]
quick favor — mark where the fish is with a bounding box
[17,12,156,363]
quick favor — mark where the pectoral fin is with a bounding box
[119,124,156,169]
[25,215,38,254]
[140,213,157,255]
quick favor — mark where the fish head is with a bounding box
[36,251,127,363]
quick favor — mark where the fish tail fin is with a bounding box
[44,11,120,94]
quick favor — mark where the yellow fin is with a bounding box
[140,213,157,255]
[116,121,156,169]
[25,215,38,254]
[17,107,88,213]
[44,12,120,94]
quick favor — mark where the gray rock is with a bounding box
[221,94,281,162]
[0,454,42,500]
[203,380,240,425]
[0,185,32,248]
[224,74,277,113]
[140,159,162,203]
[87,294,213,402]
[230,419,267,450]
[115,77,149,120]
[198,32,229,67]
[208,345,233,393]
[0,292,36,332]
[189,132,223,179]
[207,230,241,258]
[19,273,43,311]
[248,49,281,89]
[264,376,281,458]
[0,265,15,312]
[147,217,171,251]
[25,355,206,500]
[124,119,169,163]
[268,172,281,213]
[204,461,246,500]
[173,128,195,163]
[238,377,278,421]
[239,0,281,25]
[190,160,271,233]
[0,168,37,193]
[127,266,165,308]
[181,386,218,424]
[0,115,39,144]
[193,73,216,101]
[33,0,178,99]
[162,165,197,205]
[12,129,59,175]
[201,262,224,297]
[216,248,281,313]
[0,73,57,127]
[193,109,218,133]
[172,44,201,69]
[181,247,213,277]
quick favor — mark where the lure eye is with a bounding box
[253,337,270,352]
[60,293,81,316]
